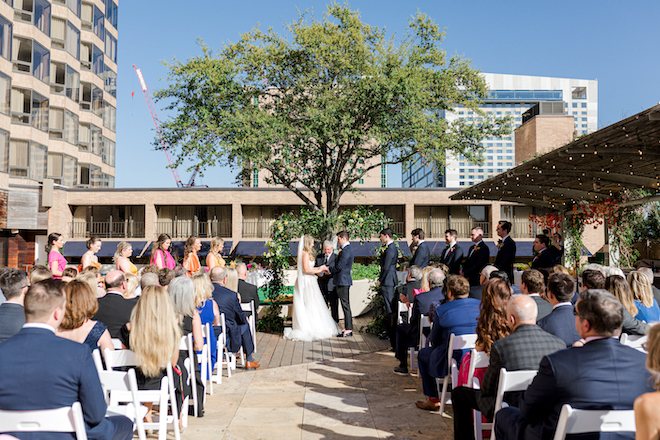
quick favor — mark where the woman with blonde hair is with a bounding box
[225,267,239,296]
[114,241,137,275]
[415,266,435,295]
[124,272,138,299]
[628,271,660,323]
[286,234,338,341]
[192,272,220,371]
[549,264,570,275]
[150,233,176,270]
[183,235,201,277]
[206,237,225,270]
[606,275,638,317]
[634,324,660,439]
[76,271,100,297]
[57,281,113,354]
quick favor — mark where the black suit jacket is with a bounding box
[517,338,653,440]
[477,324,566,419]
[330,244,353,287]
[410,241,430,269]
[212,283,247,353]
[379,242,398,286]
[531,249,554,271]
[238,279,260,324]
[441,244,464,275]
[462,241,490,287]
[495,235,516,282]
[93,292,138,338]
[316,253,335,292]
[537,304,581,347]
[529,294,553,321]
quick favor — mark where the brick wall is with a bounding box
[4,232,36,270]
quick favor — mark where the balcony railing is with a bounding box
[155,220,232,239]
[414,220,491,239]
[242,219,271,238]
[512,220,544,239]
[69,221,145,239]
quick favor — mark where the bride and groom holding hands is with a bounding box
[286,231,354,341]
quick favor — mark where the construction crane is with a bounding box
[133,64,199,188]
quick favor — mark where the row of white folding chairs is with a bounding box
[0,401,88,439]
[408,313,432,377]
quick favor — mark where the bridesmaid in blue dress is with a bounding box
[57,280,114,353]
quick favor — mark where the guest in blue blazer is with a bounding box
[496,289,654,440]
[415,275,480,411]
[537,273,581,346]
[0,279,133,440]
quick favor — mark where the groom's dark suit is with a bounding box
[316,252,338,322]
[330,243,354,331]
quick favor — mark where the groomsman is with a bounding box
[495,220,516,283]
[380,228,399,344]
[330,231,354,337]
[462,227,490,287]
[440,229,464,275]
[316,240,338,322]
[409,228,430,269]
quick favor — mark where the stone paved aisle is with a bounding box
[177,350,455,440]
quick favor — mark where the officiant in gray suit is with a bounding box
[316,240,338,323]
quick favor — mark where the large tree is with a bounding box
[155,3,510,234]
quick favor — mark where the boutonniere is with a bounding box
[497,239,503,250]
[447,247,454,254]
[338,249,342,254]
[473,245,480,251]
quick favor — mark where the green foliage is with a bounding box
[155,3,511,216]
[351,262,380,280]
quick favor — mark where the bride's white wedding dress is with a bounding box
[285,240,339,341]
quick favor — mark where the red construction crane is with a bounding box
[134,64,198,188]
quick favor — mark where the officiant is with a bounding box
[316,240,339,323]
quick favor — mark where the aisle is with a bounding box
[180,349,455,440]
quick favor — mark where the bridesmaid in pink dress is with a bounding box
[150,233,176,269]
[46,232,67,279]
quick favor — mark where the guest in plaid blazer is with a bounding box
[451,294,566,440]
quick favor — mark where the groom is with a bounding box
[330,230,354,337]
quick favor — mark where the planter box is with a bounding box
[339,279,376,318]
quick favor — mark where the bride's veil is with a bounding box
[297,235,305,280]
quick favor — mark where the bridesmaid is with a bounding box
[47,232,67,279]
[151,233,176,269]
[183,236,201,277]
[205,237,225,270]
[114,241,137,275]
[80,236,102,271]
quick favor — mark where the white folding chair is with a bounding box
[179,334,200,418]
[552,404,636,440]
[438,333,478,415]
[466,350,492,440]
[98,367,148,440]
[111,338,124,349]
[214,313,241,383]
[103,348,182,440]
[397,301,410,324]
[241,301,258,354]
[199,323,213,395]
[92,348,105,374]
[408,313,432,376]
[490,368,538,440]
[620,333,648,352]
[0,401,87,440]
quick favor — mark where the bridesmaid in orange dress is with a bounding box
[183,236,201,277]
[80,236,102,272]
[205,237,226,270]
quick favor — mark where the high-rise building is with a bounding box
[402,73,598,188]
[0,0,118,267]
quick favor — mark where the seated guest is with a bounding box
[93,270,138,338]
[414,266,435,295]
[470,265,498,300]
[530,234,554,270]
[520,269,553,320]
[77,271,100,298]
[393,269,445,376]
[0,279,133,440]
[606,275,639,319]
[57,280,114,354]
[173,265,187,278]
[225,267,239,295]
[159,268,176,289]
[537,273,581,346]
[401,265,423,302]
[192,272,220,370]
[140,272,159,290]
[124,272,139,299]
[29,265,52,284]
[634,324,660,440]
[0,269,29,342]
[210,266,259,369]
[457,278,512,386]
[61,267,78,283]
[549,264,570,275]
[141,264,161,277]
[415,275,480,411]
[495,289,654,440]
[451,295,566,439]
[236,262,260,324]
[628,270,660,323]
[638,266,660,306]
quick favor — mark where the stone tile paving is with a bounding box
[176,350,455,440]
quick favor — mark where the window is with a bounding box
[89,163,102,187]
[252,169,258,187]
[51,17,65,49]
[102,136,114,166]
[104,30,116,63]
[13,36,50,82]
[78,122,89,150]
[0,129,8,172]
[29,142,45,180]
[581,103,587,108]
[79,163,89,186]
[9,139,28,176]
[80,41,91,70]
[54,0,80,17]
[572,87,587,99]
[31,91,48,131]
[64,109,78,144]
[81,82,102,114]
[92,44,103,74]
[103,102,115,131]
[101,64,115,97]
[358,179,363,184]
[15,0,50,35]
[0,14,10,60]
[91,124,101,154]
[49,107,63,139]
[10,87,30,123]
[105,0,117,29]
[81,2,103,39]
[93,87,103,117]
[47,152,62,182]
[0,72,9,115]
[52,18,79,58]
[66,21,79,58]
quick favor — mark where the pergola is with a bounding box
[451,104,660,211]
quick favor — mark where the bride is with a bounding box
[285,235,340,341]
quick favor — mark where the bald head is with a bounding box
[104,270,126,291]
[210,266,226,283]
[236,263,247,279]
[507,295,538,329]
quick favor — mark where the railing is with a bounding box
[69,221,145,239]
[414,220,491,239]
[512,220,544,239]
[388,222,405,238]
[155,220,232,239]
[242,219,271,238]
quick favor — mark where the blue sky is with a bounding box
[116,0,660,188]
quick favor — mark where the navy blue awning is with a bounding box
[63,240,149,258]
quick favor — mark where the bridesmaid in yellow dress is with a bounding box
[80,236,102,272]
[205,237,226,270]
[183,236,201,277]
[114,241,137,275]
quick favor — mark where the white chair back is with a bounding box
[180,333,199,417]
[98,368,147,440]
[103,347,138,370]
[408,313,433,376]
[92,348,104,374]
[0,401,87,440]
[552,404,636,440]
[241,301,258,354]
[200,323,213,395]
[111,338,123,349]
[620,333,647,353]
[490,368,538,440]
[438,333,478,415]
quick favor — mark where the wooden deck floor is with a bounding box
[252,313,390,369]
